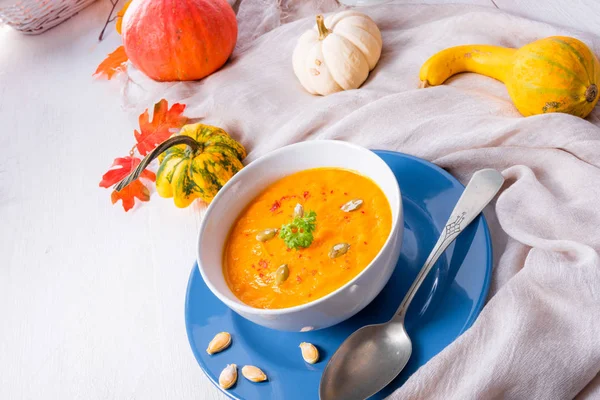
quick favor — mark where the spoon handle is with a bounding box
[394,169,505,320]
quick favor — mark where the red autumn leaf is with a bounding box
[100,156,156,212]
[134,99,188,156]
[94,46,128,80]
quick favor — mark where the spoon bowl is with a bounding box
[320,321,412,400]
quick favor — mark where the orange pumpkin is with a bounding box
[121,0,238,82]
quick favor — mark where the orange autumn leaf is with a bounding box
[99,156,155,188]
[111,179,150,212]
[94,46,128,80]
[134,99,188,156]
[116,0,132,34]
[100,156,156,212]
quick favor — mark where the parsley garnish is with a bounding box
[279,210,317,249]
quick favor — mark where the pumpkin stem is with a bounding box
[114,135,201,192]
[585,84,598,103]
[316,15,330,40]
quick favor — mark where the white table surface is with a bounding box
[1,1,598,399]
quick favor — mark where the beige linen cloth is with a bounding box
[121,2,600,399]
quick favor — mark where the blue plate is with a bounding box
[185,150,492,400]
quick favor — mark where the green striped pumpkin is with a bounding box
[156,123,246,208]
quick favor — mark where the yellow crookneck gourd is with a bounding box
[419,36,600,118]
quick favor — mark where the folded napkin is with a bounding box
[122,2,600,399]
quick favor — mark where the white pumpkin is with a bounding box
[292,12,383,96]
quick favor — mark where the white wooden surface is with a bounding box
[0,1,598,399]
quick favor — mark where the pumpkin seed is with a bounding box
[256,228,278,242]
[329,243,350,259]
[299,342,319,364]
[341,199,363,212]
[309,68,320,76]
[294,203,304,218]
[275,264,290,285]
[241,365,268,382]
[206,332,232,355]
[219,364,237,389]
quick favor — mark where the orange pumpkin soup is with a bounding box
[223,168,392,309]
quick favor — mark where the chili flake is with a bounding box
[270,200,281,212]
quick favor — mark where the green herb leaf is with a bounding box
[279,210,317,250]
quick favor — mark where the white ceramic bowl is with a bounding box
[197,140,403,332]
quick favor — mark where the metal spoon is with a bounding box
[319,169,505,400]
